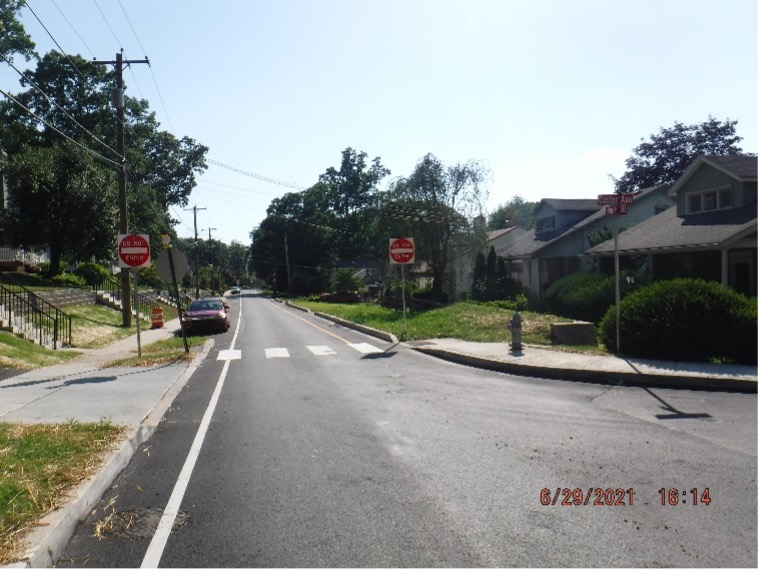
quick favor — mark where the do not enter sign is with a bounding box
[118,233,151,268]
[389,237,415,264]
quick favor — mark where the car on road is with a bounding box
[181,298,230,334]
[230,286,241,295]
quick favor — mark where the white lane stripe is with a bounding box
[265,347,290,358]
[141,299,243,568]
[349,342,382,354]
[307,345,336,356]
[217,349,241,361]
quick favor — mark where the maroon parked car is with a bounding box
[181,298,230,334]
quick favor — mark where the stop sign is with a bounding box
[118,233,151,268]
[389,237,415,264]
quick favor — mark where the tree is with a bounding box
[391,154,489,301]
[318,147,390,260]
[612,116,749,193]
[3,142,117,275]
[471,251,486,300]
[0,48,208,270]
[0,1,35,63]
[487,196,537,230]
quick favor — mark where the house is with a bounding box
[477,187,674,299]
[586,155,758,296]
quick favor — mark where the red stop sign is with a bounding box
[118,233,151,268]
[389,237,415,264]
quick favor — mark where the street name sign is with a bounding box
[389,237,415,264]
[118,234,151,268]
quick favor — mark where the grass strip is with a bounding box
[0,420,123,564]
[103,335,206,368]
[293,299,566,344]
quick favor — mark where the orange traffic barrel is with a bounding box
[151,307,164,329]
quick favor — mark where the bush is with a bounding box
[598,278,757,364]
[52,273,87,287]
[545,271,615,323]
[331,268,361,294]
[73,262,110,287]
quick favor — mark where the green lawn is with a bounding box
[293,299,584,346]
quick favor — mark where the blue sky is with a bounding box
[2,0,757,246]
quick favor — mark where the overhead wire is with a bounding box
[117,0,174,132]
[0,86,121,168]
[0,51,123,161]
[50,0,95,59]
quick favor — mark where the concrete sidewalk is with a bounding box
[1,318,212,568]
[408,338,758,392]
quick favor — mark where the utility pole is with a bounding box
[185,205,206,298]
[207,227,217,241]
[284,236,292,296]
[94,50,149,327]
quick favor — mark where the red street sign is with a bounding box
[598,193,634,206]
[389,237,415,264]
[605,204,628,216]
[118,233,151,268]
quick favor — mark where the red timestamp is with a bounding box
[659,487,712,506]
[540,487,636,507]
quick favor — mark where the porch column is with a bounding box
[721,247,729,287]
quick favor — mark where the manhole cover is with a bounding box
[94,507,189,539]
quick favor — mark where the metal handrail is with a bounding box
[92,274,156,321]
[0,275,72,349]
[0,285,69,349]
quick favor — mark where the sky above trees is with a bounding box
[0,0,756,245]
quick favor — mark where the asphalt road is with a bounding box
[56,293,757,567]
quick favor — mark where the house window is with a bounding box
[686,187,734,213]
[654,204,670,215]
[537,216,556,232]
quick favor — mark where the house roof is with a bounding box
[586,203,758,254]
[668,155,758,197]
[539,198,600,212]
[497,184,669,258]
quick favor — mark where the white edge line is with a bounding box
[141,299,243,568]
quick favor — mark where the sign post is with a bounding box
[118,234,151,356]
[161,235,189,353]
[597,195,632,353]
[389,238,415,334]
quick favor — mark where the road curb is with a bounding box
[281,300,400,344]
[412,347,758,393]
[5,340,214,569]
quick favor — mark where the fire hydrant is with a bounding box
[509,312,522,352]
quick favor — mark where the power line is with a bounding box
[207,159,308,191]
[0,86,121,168]
[92,0,123,47]
[0,52,123,161]
[50,0,95,58]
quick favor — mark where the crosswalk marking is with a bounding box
[348,342,383,354]
[307,345,337,356]
[265,347,290,358]
[263,343,383,358]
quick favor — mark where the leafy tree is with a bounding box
[391,154,489,301]
[0,47,208,270]
[0,0,35,63]
[487,196,537,230]
[332,268,361,294]
[3,142,117,275]
[612,116,749,193]
[318,147,389,260]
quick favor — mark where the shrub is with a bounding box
[52,273,87,287]
[73,262,110,287]
[545,271,615,323]
[332,268,361,294]
[598,278,757,364]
